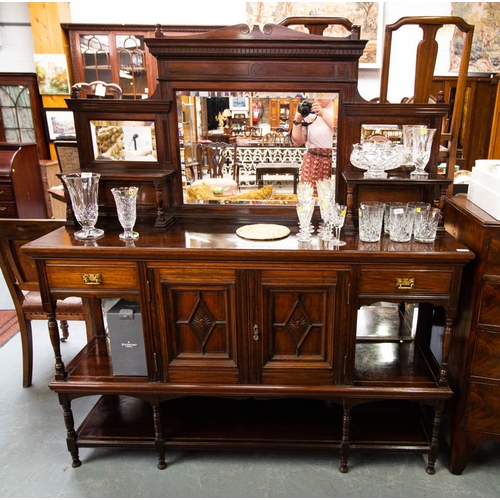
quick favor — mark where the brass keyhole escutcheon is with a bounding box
[253,324,259,341]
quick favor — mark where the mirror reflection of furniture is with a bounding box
[262,131,284,146]
[378,16,474,192]
[244,126,263,139]
[196,141,236,178]
[0,219,96,387]
[256,162,300,193]
[71,81,123,99]
[193,141,239,195]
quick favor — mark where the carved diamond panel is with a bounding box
[189,296,216,348]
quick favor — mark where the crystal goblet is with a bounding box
[111,186,139,240]
[316,179,335,240]
[296,203,314,242]
[62,173,104,240]
[331,204,347,246]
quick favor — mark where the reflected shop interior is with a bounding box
[177,90,339,204]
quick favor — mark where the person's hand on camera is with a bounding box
[311,100,323,117]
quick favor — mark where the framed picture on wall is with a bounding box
[43,109,76,141]
[34,54,71,95]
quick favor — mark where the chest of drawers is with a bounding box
[0,143,49,219]
[445,196,500,474]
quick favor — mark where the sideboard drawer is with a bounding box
[359,268,452,295]
[485,238,500,275]
[471,330,500,380]
[0,202,16,216]
[465,381,500,434]
[45,261,139,291]
[478,282,500,326]
[0,185,14,201]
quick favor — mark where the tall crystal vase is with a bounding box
[410,127,436,179]
[111,186,139,240]
[62,173,104,240]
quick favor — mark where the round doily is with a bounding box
[236,224,290,241]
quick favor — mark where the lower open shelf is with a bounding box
[76,395,432,455]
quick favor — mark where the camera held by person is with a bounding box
[298,100,314,117]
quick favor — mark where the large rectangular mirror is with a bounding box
[178,91,339,204]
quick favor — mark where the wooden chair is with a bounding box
[378,16,474,188]
[196,141,238,180]
[243,126,263,140]
[0,219,95,388]
[262,131,283,146]
[279,16,360,39]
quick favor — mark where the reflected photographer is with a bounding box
[291,96,335,196]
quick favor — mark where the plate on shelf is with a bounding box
[236,224,290,240]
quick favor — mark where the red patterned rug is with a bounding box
[0,310,19,347]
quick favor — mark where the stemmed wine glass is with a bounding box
[331,204,347,246]
[62,173,104,240]
[316,179,335,241]
[111,186,139,240]
[296,182,315,242]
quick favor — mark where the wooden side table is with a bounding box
[256,163,300,193]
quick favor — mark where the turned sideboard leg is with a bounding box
[345,184,355,232]
[152,402,167,470]
[59,395,81,468]
[48,310,67,381]
[426,402,443,475]
[340,405,351,473]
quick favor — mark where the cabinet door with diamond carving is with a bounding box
[254,268,349,386]
[152,266,243,384]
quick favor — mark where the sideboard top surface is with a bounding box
[22,220,474,265]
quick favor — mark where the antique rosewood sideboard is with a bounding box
[23,222,473,472]
[23,22,476,473]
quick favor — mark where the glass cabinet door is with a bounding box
[116,35,148,98]
[0,73,49,159]
[76,31,152,99]
[0,85,35,143]
[80,34,112,84]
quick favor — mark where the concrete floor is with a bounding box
[0,321,499,498]
[0,265,500,497]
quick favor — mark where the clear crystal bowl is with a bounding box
[350,141,405,178]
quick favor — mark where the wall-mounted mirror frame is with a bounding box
[64,22,451,226]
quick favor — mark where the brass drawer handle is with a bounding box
[396,278,414,290]
[0,206,6,211]
[253,324,259,341]
[82,273,102,285]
